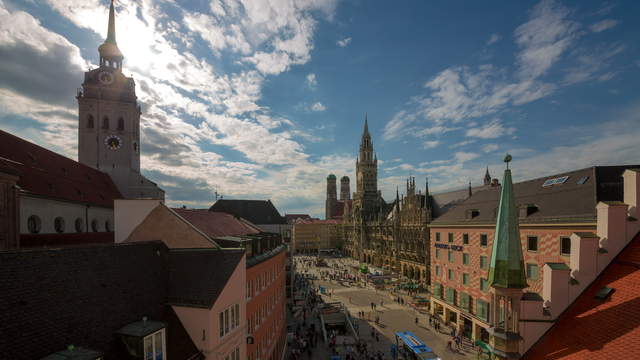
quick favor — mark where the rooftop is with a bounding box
[172,208,262,237]
[0,129,121,207]
[432,165,639,225]
[523,232,640,359]
[209,199,286,224]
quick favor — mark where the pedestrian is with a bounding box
[415,317,419,325]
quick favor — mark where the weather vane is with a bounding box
[504,153,512,169]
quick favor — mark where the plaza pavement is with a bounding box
[293,256,478,360]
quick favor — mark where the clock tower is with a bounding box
[77,0,164,200]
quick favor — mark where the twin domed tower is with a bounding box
[325,174,350,220]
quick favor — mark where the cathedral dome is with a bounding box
[341,176,349,182]
[327,174,336,180]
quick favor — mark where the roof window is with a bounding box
[115,317,166,359]
[466,209,480,220]
[595,286,615,300]
[577,176,589,185]
[542,176,569,187]
[519,204,539,217]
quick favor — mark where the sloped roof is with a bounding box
[285,214,311,223]
[0,241,200,360]
[172,208,262,237]
[209,199,286,224]
[168,249,244,308]
[432,166,639,225]
[523,232,640,360]
[0,130,121,207]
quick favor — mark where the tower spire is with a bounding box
[106,0,117,44]
[363,113,369,135]
[488,154,527,289]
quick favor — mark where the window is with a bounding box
[448,251,454,263]
[219,312,224,337]
[476,300,489,321]
[527,236,538,252]
[435,249,440,259]
[435,266,441,277]
[143,329,165,360]
[463,233,469,245]
[560,237,571,256]
[91,219,99,232]
[433,283,442,299]
[235,304,240,328]
[463,273,469,285]
[480,256,487,269]
[445,287,456,305]
[27,215,41,234]
[527,263,539,280]
[75,218,84,232]
[224,309,229,334]
[102,117,109,130]
[448,233,454,243]
[105,220,112,232]
[448,269,455,280]
[480,278,489,292]
[460,292,470,311]
[480,234,488,247]
[54,217,65,233]
[118,117,125,131]
[87,115,94,128]
[435,232,441,242]
[463,253,469,265]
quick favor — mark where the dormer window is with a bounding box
[466,209,480,219]
[519,204,539,217]
[116,318,166,360]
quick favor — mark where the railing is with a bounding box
[247,244,287,267]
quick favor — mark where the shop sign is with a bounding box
[434,243,464,251]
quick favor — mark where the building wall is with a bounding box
[246,250,287,360]
[114,199,161,242]
[19,195,113,234]
[0,171,19,250]
[173,255,247,360]
[429,225,594,309]
[292,222,338,253]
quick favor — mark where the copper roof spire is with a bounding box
[106,0,117,44]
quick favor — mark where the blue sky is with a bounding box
[0,0,639,218]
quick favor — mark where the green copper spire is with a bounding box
[488,154,528,289]
[106,0,117,44]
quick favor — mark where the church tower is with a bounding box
[325,174,337,220]
[354,115,379,218]
[77,0,163,200]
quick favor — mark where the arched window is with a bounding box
[102,117,109,130]
[87,115,94,129]
[91,219,99,232]
[75,218,84,233]
[105,220,112,232]
[117,117,124,131]
[27,215,41,234]
[133,142,138,152]
[54,217,65,233]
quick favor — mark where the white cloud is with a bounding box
[310,102,326,112]
[486,33,501,45]
[449,139,476,149]
[337,37,351,47]
[423,140,440,149]
[466,119,515,139]
[454,151,480,163]
[590,19,619,33]
[514,0,580,80]
[482,144,499,153]
[306,73,317,88]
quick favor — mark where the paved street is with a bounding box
[291,255,478,360]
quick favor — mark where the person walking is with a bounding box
[415,317,419,326]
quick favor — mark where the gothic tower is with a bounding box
[340,176,350,201]
[77,0,163,200]
[484,166,492,186]
[325,174,337,220]
[354,115,378,218]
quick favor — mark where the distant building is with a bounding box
[292,218,342,254]
[325,174,352,220]
[209,199,290,240]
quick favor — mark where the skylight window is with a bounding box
[542,176,569,187]
[577,176,589,185]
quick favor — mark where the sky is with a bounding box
[0,0,639,218]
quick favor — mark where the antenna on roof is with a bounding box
[214,185,223,201]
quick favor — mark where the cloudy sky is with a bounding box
[0,0,639,218]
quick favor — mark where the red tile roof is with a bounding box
[172,208,262,237]
[295,218,340,225]
[523,232,640,360]
[0,130,121,207]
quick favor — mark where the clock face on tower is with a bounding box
[99,71,114,85]
[104,135,123,150]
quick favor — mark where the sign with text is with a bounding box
[434,243,464,251]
